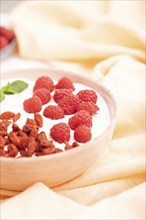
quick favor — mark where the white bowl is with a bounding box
[0,38,16,59]
[0,68,116,191]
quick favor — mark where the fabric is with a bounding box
[1,0,146,219]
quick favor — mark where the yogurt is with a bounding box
[0,78,110,150]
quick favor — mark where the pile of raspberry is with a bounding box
[23,76,100,146]
[0,26,15,50]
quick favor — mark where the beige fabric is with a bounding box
[1,0,146,219]
[1,182,145,220]
[10,0,145,62]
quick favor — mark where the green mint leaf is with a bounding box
[0,80,28,102]
[2,82,15,94]
[0,90,5,102]
[9,80,28,93]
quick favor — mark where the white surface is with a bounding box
[1,54,48,73]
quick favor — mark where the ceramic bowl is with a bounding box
[0,38,16,59]
[0,68,116,191]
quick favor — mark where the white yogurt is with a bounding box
[0,78,110,150]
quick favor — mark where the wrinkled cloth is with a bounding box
[1,1,145,219]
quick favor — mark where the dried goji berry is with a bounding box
[55,148,63,153]
[72,142,79,148]
[35,152,43,156]
[12,124,20,132]
[7,144,18,157]
[34,113,43,127]
[0,135,5,148]
[0,111,15,120]
[29,128,38,140]
[65,144,72,150]
[37,131,47,142]
[20,150,28,157]
[27,137,37,157]
[0,131,8,137]
[19,137,29,150]
[18,130,28,138]
[42,147,56,155]
[4,137,10,145]
[40,139,54,148]
[26,118,37,126]
[8,132,20,147]
[12,113,21,123]
[0,120,11,131]
[0,148,5,157]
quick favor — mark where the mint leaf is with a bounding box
[0,79,28,102]
[9,80,28,93]
[0,90,5,102]
[2,82,16,94]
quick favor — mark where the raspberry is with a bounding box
[23,96,42,113]
[50,123,70,143]
[33,88,51,105]
[53,89,72,103]
[58,94,80,115]
[74,125,92,143]
[0,27,14,42]
[33,76,54,92]
[77,101,99,115]
[0,36,8,49]
[68,110,92,130]
[77,90,97,103]
[55,76,75,90]
[43,105,64,120]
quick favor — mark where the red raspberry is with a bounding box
[33,76,54,92]
[33,88,51,105]
[55,76,75,91]
[58,94,80,115]
[77,90,97,103]
[0,36,8,49]
[74,125,92,143]
[0,27,14,42]
[23,96,42,113]
[77,101,99,116]
[50,123,70,143]
[43,105,64,120]
[68,110,92,130]
[53,89,72,103]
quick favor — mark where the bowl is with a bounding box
[0,38,16,59]
[0,26,16,59]
[0,68,116,191]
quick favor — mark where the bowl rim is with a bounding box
[0,68,117,163]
